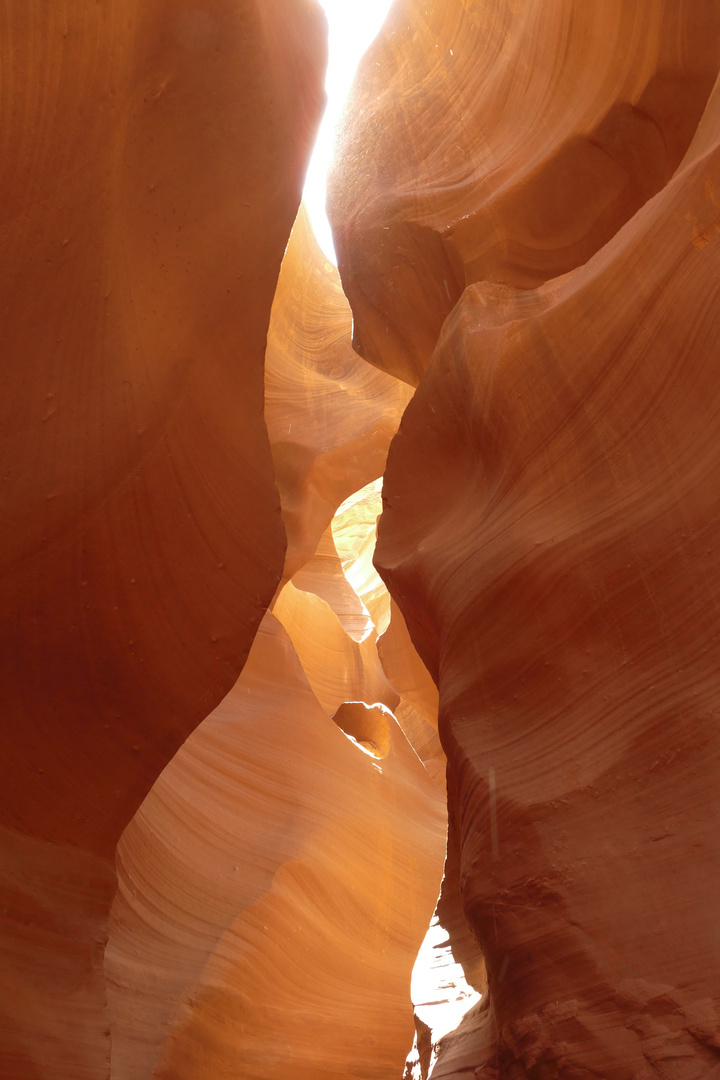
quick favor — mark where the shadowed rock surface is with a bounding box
[0,1,325,1074]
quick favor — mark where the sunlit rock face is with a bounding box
[266,205,412,581]
[0,2,325,1075]
[328,0,720,384]
[106,457,448,1078]
[370,50,720,1080]
[105,161,447,1079]
[106,612,445,1080]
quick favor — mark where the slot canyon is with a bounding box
[1,1,720,1077]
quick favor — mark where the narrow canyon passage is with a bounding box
[103,193,466,1077]
[2,2,720,1079]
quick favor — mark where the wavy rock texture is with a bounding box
[13,1,720,1078]
[329,0,720,384]
[273,578,398,715]
[372,49,720,1078]
[292,524,374,641]
[106,407,447,1078]
[332,481,391,633]
[107,605,446,1079]
[282,477,445,775]
[0,2,325,1075]
[265,206,412,580]
[104,60,448,1078]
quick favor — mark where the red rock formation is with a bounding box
[98,40,448,1076]
[106,612,446,1079]
[292,524,375,641]
[265,206,411,581]
[11,1,720,1077]
[0,2,325,1075]
[373,58,720,1080]
[329,0,720,384]
[274,578,399,714]
[105,451,447,1078]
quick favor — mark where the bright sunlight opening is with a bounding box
[303,0,394,263]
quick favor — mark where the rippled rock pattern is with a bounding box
[329,0,720,384]
[6,0,720,1077]
[107,612,445,1080]
[0,0,448,1061]
[107,406,447,1078]
[338,3,720,1075]
[105,318,447,1078]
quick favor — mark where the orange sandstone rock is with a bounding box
[376,69,720,1079]
[265,205,412,580]
[0,1,325,1075]
[107,612,446,1080]
[273,579,398,715]
[378,600,445,785]
[106,460,447,1079]
[292,524,375,642]
[289,480,445,778]
[329,0,720,384]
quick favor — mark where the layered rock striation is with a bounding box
[107,609,445,1080]
[6,0,720,1077]
[103,190,449,1074]
[329,0,720,384]
[329,3,720,1075]
[265,206,412,582]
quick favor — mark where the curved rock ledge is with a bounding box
[329,0,720,384]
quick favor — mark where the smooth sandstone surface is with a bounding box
[102,32,447,1075]
[329,0,720,384]
[292,524,375,642]
[374,60,720,1079]
[378,600,445,788]
[0,2,325,1076]
[273,578,399,715]
[0,0,324,858]
[106,441,446,1078]
[332,480,391,634]
[265,205,412,581]
[107,612,446,1080]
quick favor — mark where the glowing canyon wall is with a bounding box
[104,209,447,1080]
[2,0,720,1078]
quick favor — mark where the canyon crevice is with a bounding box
[2,1,720,1078]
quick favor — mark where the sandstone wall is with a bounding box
[0,2,325,1074]
[328,1,720,1076]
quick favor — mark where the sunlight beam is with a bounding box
[303,0,394,263]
